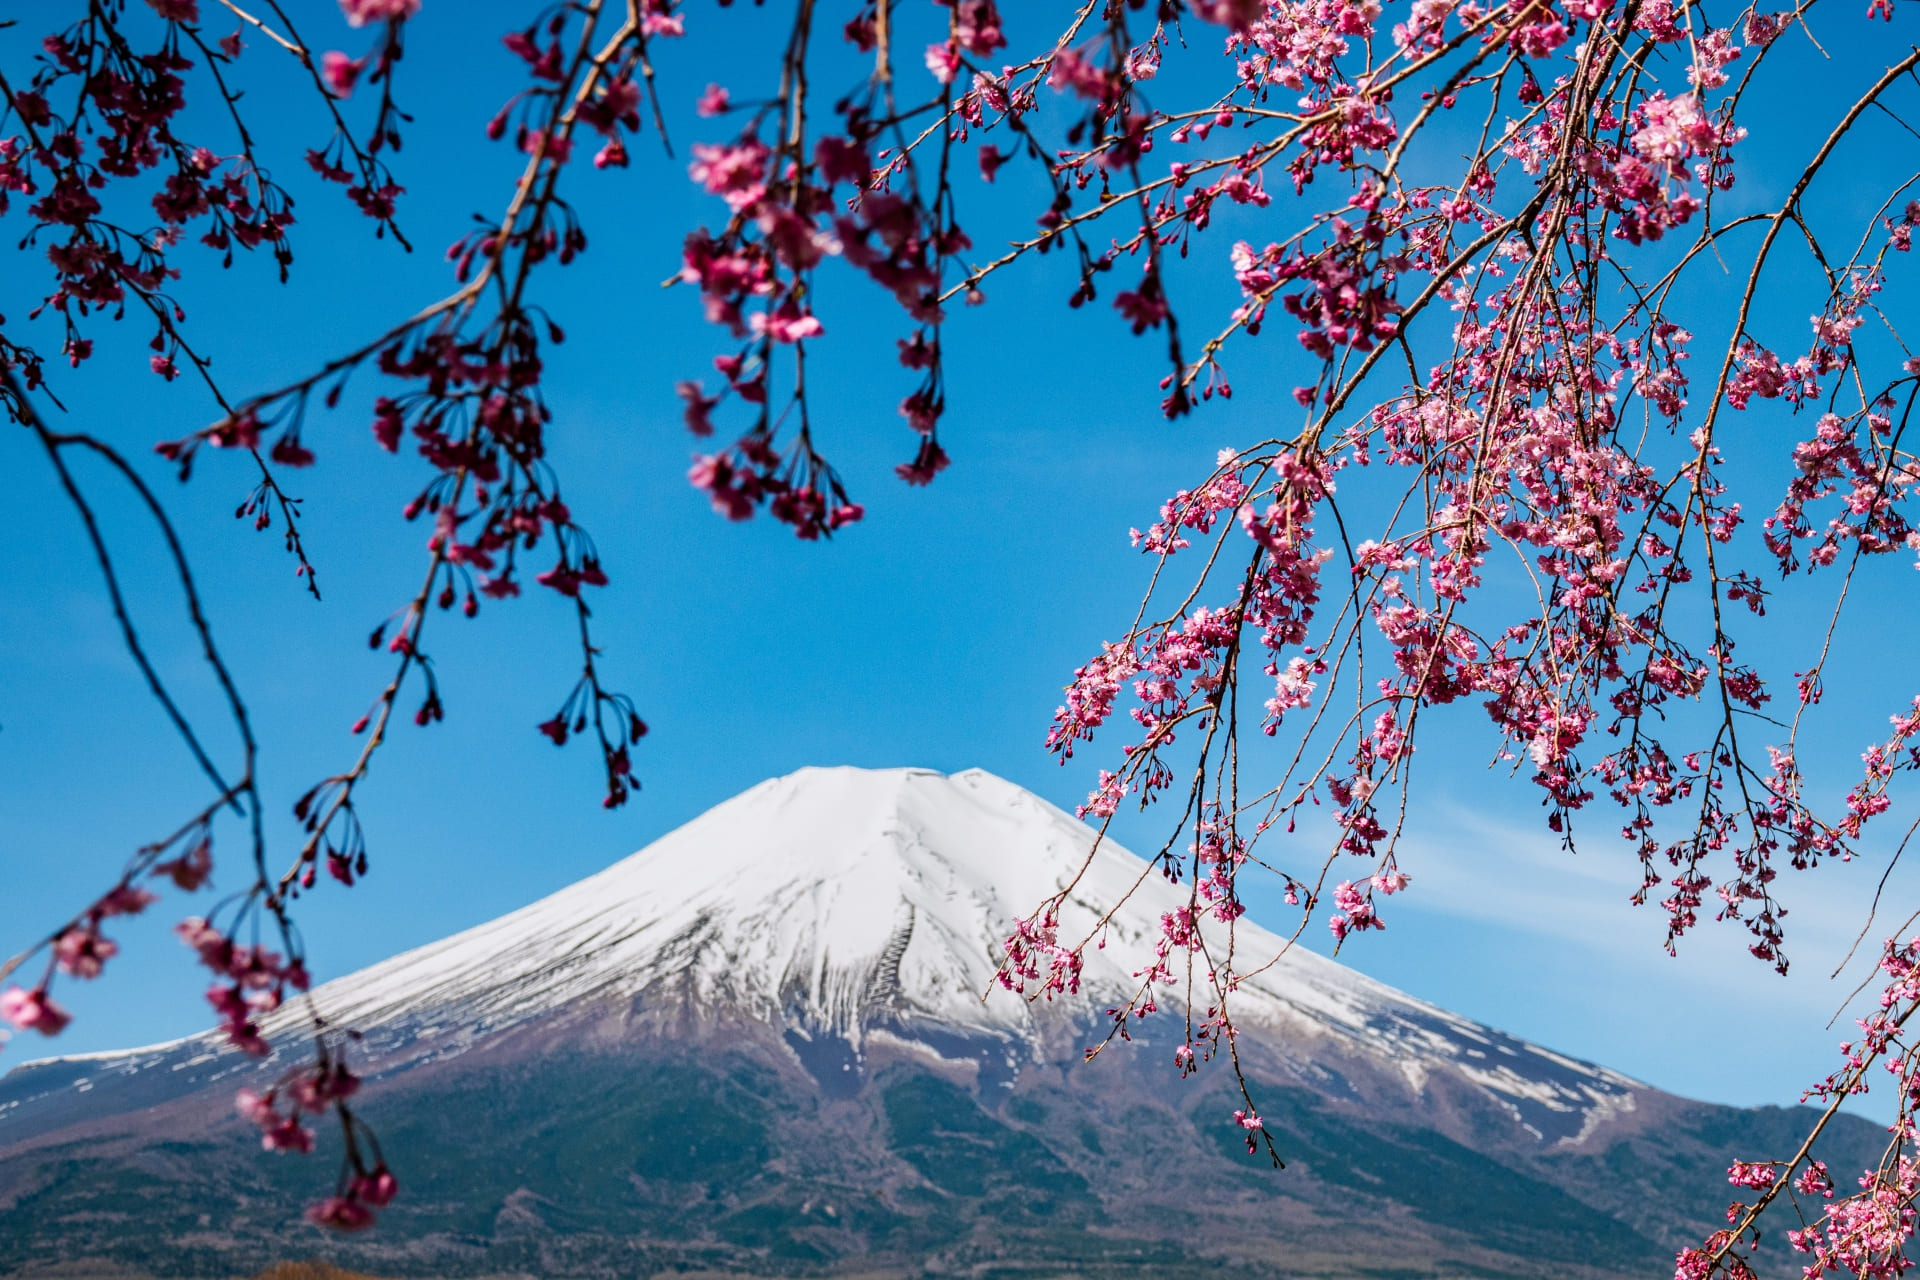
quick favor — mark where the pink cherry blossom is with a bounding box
[0,986,71,1035]
[688,140,769,213]
[322,51,365,97]
[339,0,419,27]
[307,1196,375,1231]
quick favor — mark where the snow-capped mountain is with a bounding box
[4,767,1635,1140]
[0,768,1882,1280]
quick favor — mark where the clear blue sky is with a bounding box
[5,0,1920,1120]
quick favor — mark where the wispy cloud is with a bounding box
[1403,796,1909,1005]
[1322,796,1920,1115]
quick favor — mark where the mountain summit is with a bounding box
[0,767,1880,1279]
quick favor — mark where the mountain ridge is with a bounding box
[5,767,1641,1145]
[0,766,1878,1279]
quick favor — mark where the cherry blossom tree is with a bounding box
[6,0,1920,1271]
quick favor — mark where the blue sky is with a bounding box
[5,0,1920,1120]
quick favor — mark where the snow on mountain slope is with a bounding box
[0,766,1639,1144]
